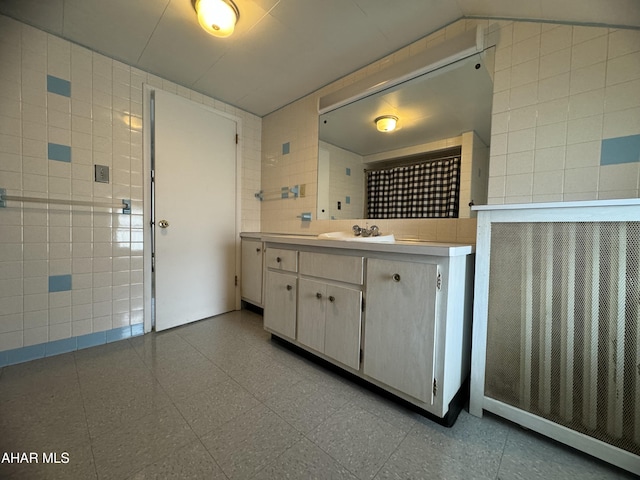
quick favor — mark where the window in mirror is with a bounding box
[366,148,461,219]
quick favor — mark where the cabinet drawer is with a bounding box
[265,247,298,272]
[299,252,364,285]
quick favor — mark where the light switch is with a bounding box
[95,165,109,183]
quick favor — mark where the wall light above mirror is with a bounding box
[317,26,494,221]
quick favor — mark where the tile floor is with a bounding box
[0,309,636,480]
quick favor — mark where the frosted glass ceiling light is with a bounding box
[193,0,239,38]
[375,115,398,132]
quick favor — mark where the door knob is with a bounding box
[158,219,170,228]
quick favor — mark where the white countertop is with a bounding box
[257,233,474,257]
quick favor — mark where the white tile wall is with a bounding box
[0,14,262,353]
[487,22,640,204]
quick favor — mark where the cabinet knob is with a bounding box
[392,273,401,282]
[286,284,293,291]
[316,292,323,299]
[276,256,282,263]
[329,296,335,302]
[256,247,261,252]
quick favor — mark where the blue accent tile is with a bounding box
[6,344,46,366]
[49,274,72,292]
[282,142,290,155]
[48,143,71,163]
[77,331,107,350]
[346,167,351,176]
[131,323,144,337]
[47,75,71,97]
[106,326,132,343]
[45,337,77,357]
[281,186,289,199]
[0,325,142,366]
[346,196,351,204]
[600,135,640,165]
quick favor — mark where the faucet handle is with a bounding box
[352,225,362,236]
[369,225,379,236]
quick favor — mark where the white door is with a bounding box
[153,89,237,331]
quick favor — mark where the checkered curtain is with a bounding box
[366,156,460,218]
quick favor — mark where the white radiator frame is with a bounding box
[470,199,640,476]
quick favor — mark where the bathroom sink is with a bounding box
[317,231,395,243]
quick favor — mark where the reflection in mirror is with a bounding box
[317,52,494,220]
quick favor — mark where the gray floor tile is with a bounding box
[307,402,407,480]
[200,403,302,480]
[226,353,305,402]
[174,378,260,436]
[265,379,349,434]
[348,386,421,434]
[1,311,635,480]
[127,439,227,480]
[407,409,509,478]
[91,404,197,480]
[0,383,90,453]
[0,352,78,403]
[253,437,358,480]
[152,354,231,401]
[0,439,97,480]
[81,375,173,438]
[376,428,496,480]
[498,424,639,480]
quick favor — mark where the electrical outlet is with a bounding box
[94,165,109,183]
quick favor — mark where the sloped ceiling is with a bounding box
[1,0,639,116]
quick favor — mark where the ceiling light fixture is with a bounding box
[193,0,239,38]
[375,115,398,132]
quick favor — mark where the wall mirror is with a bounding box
[317,51,494,220]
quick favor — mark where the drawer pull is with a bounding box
[316,292,323,299]
[329,296,335,302]
[392,273,401,282]
[276,256,282,263]
[286,284,293,291]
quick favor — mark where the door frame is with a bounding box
[142,84,243,333]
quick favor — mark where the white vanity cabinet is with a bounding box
[297,252,363,370]
[263,247,298,340]
[261,235,474,421]
[363,258,439,410]
[241,237,264,307]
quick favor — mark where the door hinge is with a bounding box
[433,378,438,397]
[361,298,365,311]
[235,275,238,286]
[436,271,442,291]
[235,134,239,144]
[360,348,363,364]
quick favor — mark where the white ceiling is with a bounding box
[1,0,639,117]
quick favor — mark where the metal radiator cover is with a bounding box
[486,221,640,456]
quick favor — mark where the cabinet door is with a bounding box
[297,279,326,353]
[264,270,297,340]
[241,239,263,305]
[325,284,362,370]
[364,258,438,404]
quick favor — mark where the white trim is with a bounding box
[318,26,483,114]
[473,198,640,211]
[484,398,640,476]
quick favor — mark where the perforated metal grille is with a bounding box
[486,222,640,456]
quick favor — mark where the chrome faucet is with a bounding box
[353,224,380,237]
